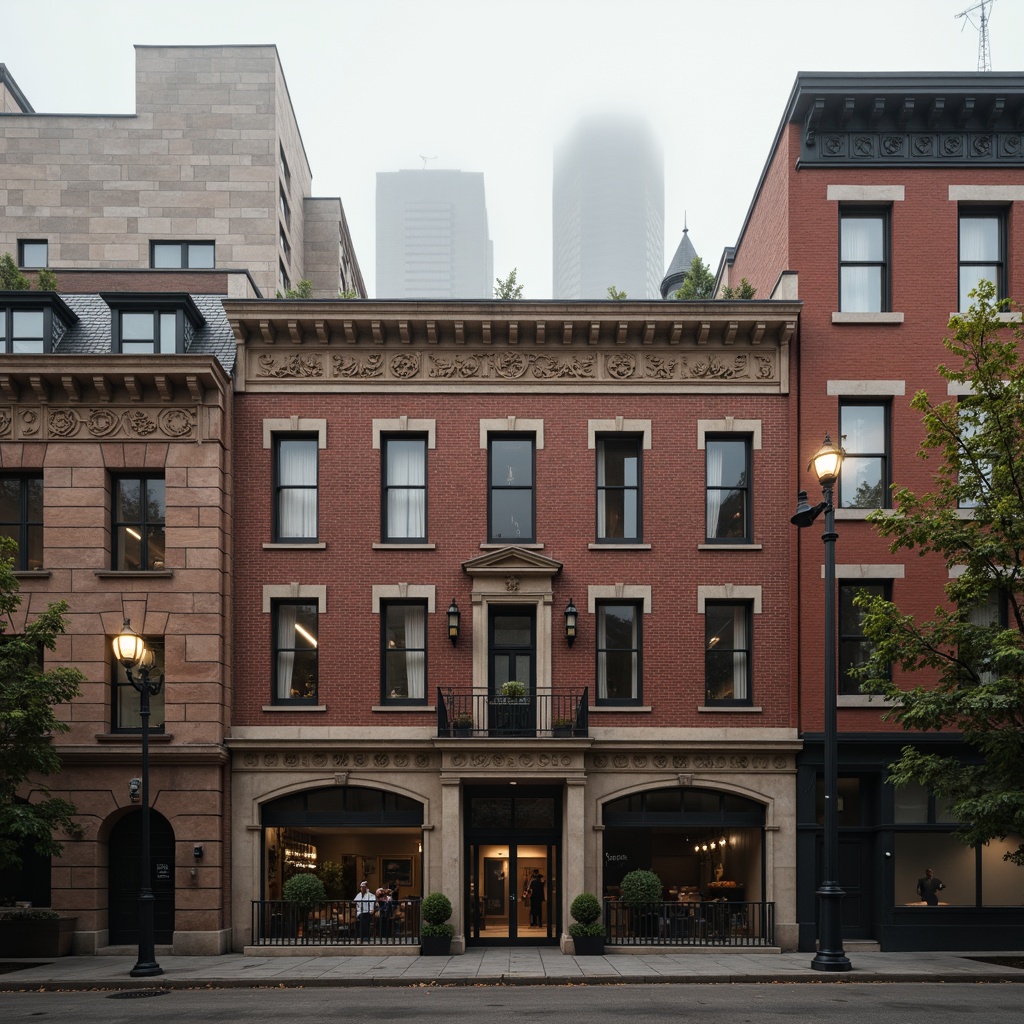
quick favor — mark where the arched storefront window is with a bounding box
[261,786,424,902]
[602,787,765,901]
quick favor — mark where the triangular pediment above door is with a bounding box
[462,546,563,578]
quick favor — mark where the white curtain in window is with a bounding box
[597,611,609,700]
[279,442,317,538]
[731,606,749,700]
[706,443,724,539]
[387,442,425,538]
[275,604,298,699]
[960,218,997,261]
[404,606,425,699]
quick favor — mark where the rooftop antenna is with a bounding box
[419,155,437,170]
[956,0,994,72]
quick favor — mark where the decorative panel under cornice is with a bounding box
[224,300,799,394]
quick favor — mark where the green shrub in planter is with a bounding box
[568,892,604,939]
[282,871,326,909]
[421,891,454,937]
[619,869,662,906]
[500,680,526,698]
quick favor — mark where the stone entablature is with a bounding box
[0,356,229,442]
[225,300,799,394]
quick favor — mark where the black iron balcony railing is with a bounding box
[604,899,775,947]
[251,898,422,947]
[437,687,588,739]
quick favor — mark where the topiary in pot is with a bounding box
[420,891,454,955]
[568,892,605,954]
[619,869,662,939]
[282,871,326,942]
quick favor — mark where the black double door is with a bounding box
[108,810,176,944]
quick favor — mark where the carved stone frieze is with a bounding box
[449,752,572,769]
[589,752,787,772]
[238,750,436,771]
[0,405,200,441]
[257,353,324,378]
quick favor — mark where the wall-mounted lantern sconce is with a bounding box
[128,777,141,803]
[564,598,578,647]
[447,599,460,645]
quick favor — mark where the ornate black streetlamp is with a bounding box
[112,619,164,978]
[791,435,852,973]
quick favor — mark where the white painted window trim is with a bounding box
[587,418,652,449]
[587,584,652,613]
[696,585,762,614]
[696,418,762,449]
[372,416,436,449]
[371,584,436,613]
[263,417,327,448]
[479,417,544,448]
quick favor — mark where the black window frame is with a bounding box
[111,474,166,571]
[104,293,205,355]
[838,580,891,695]
[704,434,753,543]
[272,599,319,705]
[149,240,216,270]
[0,473,43,570]
[839,206,890,313]
[113,308,181,354]
[280,191,291,228]
[596,600,641,706]
[958,206,1007,311]
[704,600,753,706]
[112,636,166,733]
[487,433,535,544]
[279,143,292,189]
[279,260,291,293]
[595,434,642,543]
[838,399,890,509]
[17,239,48,269]
[272,433,319,543]
[380,600,428,705]
[381,434,427,543]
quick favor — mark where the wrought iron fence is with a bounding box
[251,898,422,947]
[437,686,588,738]
[604,899,775,947]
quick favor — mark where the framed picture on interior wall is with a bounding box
[383,857,413,888]
[360,856,377,883]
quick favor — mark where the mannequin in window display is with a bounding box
[916,867,945,905]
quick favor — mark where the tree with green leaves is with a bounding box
[671,255,715,299]
[721,278,757,299]
[0,253,31,291]
[284,279,313,299]
[494,268,524,300]
[606,285,627,301]
[0,536,85,871]
[855,280,1024,864]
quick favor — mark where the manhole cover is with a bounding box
[107,989,170,999]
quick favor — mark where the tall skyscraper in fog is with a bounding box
[376,169,493,298]
[553,117,664,300]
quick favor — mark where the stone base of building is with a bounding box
[243,944,422,957]
[173,929,232,955]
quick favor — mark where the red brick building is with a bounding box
[223,298,803,951]
[723,72,1024,950]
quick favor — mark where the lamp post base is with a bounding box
[129,961,164,978]
[811,884,851,972]
[811,950,853,972]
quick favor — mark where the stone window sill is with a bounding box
[263,542,327,550]
[94,569,174,578]
[371,543,436,550]
[697,543,762,551]
[697,705,762,713]
[587,543,651,550]
[96,732,173,742]
[261,704,327,713]
[14,570,52,578]
[831,312,905,324]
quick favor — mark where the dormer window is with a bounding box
[104,294,206,355]
[1,294,77,354]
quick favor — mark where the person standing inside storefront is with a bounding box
[916,867,945,906]
[354,880,376,938]
[528,870,545,927]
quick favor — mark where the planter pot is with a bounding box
[571,933,605,956]
[420,934,452,956]
[553,726,572,738]
[452,726,472,737]
[0,917,77,957]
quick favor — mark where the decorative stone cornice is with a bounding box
[0,355,230,442]
[224,300,800,394]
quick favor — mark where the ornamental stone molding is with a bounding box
[240,750,434,770]
[588,752,790,771]
[0,405,199,441]
[225,300,799,394]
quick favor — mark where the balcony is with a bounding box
[437,686,589,739]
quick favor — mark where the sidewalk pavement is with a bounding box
[1,948,1022,990]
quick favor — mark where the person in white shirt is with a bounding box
[354,880,376,939]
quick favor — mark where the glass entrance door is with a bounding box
[468,842,558,944]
